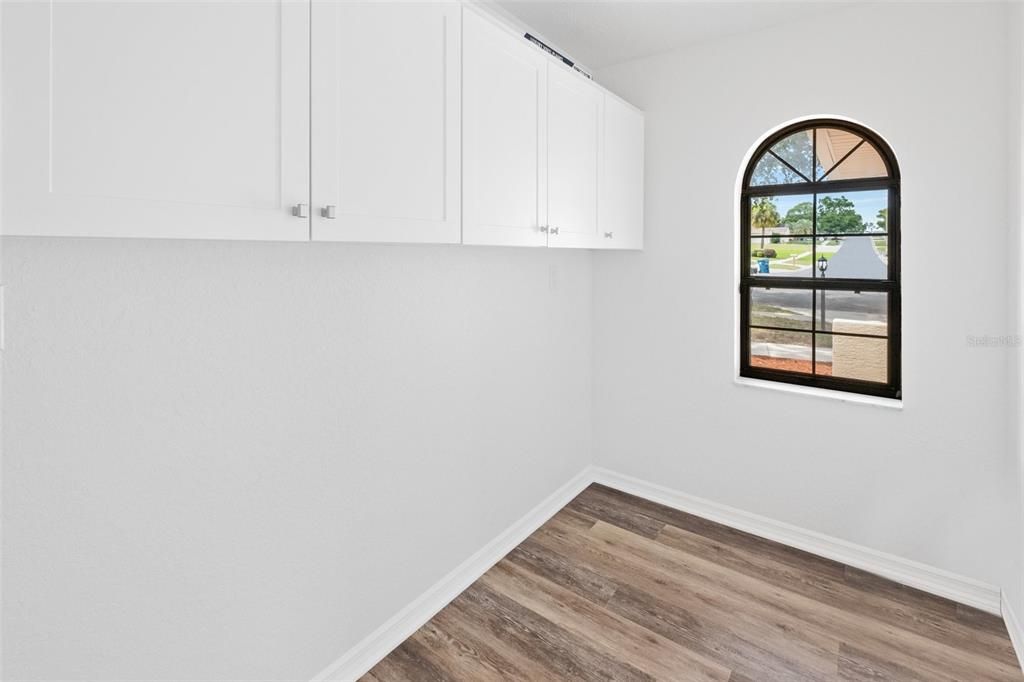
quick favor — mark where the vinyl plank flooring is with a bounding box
[438,598,567,681]
[587,520,1014,682]
[655,523,1019,667]
[836,643,929,681]
[565,486,667,539]
[409,616,524,681]
[481,560,731,681]
[460,581,655,681]
[504,539,619,605]
[605,582,839,681]
[362,484,1022,681]
[369,636,448,682]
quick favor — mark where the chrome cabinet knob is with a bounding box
[550,226,560,235]
[539,225,549,233]
[292,203,309,218]
[604,232,614,239]
[321,205,337,219]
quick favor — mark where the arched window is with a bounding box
[740,119,900,399]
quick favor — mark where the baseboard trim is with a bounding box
[310,465,596,682]
[592,467,1002,615]
[312,465,1004,681]
[1003,592,1024,672]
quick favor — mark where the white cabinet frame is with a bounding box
[311,2,461,244]
[2,0,310,241]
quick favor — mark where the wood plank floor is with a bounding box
[363,484,1022,681]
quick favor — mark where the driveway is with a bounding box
[823,236,887,279]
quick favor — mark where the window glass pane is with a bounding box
[816,333,887,382]
[816,190,888,236]
[750,288,813,330]
[814,291,888,336]
[750,328,813,374]
[749,239,817,275]
[816,127,887,180]
[749,153,805,186]
[770,131,816,181]
[748,193,814,275]
[815,236,887,279]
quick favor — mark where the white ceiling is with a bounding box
[495,1,852,70]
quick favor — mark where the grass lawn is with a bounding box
[750,242,834,270]
[751,304,835,348]
[750,305,809,331]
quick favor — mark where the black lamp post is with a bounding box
[817,255,828,328]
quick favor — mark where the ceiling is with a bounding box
[495,1,851,70]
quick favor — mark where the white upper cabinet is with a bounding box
[462,7,548,248]
[2,1,310,241]
[311,2,460,244]
[599,94,645,250]
[1,2,642,248]
[546,64,602,250]
[462,7,643,250]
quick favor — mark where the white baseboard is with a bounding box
[592,467,1002,615]
[1002,592,1024,673]
[310,465,597,682]
[311,465,1005,681]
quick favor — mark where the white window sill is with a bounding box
[734,376,903,410]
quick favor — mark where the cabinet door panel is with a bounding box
[547,65,602,249]
[462,7,547,247]
[599,95,644,250]
[2,1,310,240]
[311,2,460,243]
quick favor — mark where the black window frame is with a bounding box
[739,119,901,399]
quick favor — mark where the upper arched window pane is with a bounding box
[815,128,887,180]
[748,125,890,186]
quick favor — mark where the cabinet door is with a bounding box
[311,2,460,244]
[599,95,645,250]
[462,7,547,247]
[2,1,310,241]
[546,65,602,249]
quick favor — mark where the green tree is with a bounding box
[784,201,812,225]
[817,195,865,234]
[783,201,813,241]
[751,197,781,248]
[876,208,888,232]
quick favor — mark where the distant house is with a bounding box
[750,225,792,242]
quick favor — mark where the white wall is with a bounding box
[0,238,592,679]
[593,2,1020,591]
[1011,0,1024,623]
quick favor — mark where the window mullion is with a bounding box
[811,188,818,375]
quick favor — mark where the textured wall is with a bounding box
[0,238,593,679]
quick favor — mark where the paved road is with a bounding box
[752,239,888,323]
[753,288,884,320]
[824,237,887,279]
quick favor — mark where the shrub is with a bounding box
[753,249,763,257]
[763,248,777,258]
[770,235,781,244]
